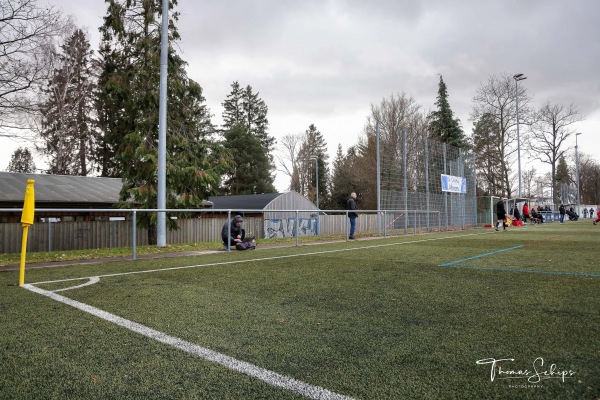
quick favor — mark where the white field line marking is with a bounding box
[31,231,497,286]
[22,284,358,400]
[51,277,100,292]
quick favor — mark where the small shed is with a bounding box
[208,192,319,238]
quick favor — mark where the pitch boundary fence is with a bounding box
[0,208,455,255]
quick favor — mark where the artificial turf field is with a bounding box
[1,222,599,399]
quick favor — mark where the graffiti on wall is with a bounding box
[264,218,318,238]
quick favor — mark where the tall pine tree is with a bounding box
[221,81,275,193]
[473,113,503,196]
[329,144,355,209]
[429,75,466,149]
[38,29,96,175]
[222,124,275,194]
[99,0,229,244]
[7,147,36,173]
[298,124,329,206]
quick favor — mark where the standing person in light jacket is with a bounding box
[347,192,358,239]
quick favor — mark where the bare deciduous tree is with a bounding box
[526,102,583,204]
[522,167,537,199]
[471,73,533,197]
[577,153,600,205]
[277,133,302,192]
[37,28,97,176]
[0,0,68,135]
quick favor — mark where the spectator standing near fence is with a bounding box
[347,192,358,239]
[496,197,507,231]
[583,208,588,218]
[513,205,521,221]
[523,203,530,224]
[559,203,566,223]
[590,208,595,220]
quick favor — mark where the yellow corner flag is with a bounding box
[19,179,35,286]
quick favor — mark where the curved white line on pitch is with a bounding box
[22,284,357,400]
[51,276,101,292]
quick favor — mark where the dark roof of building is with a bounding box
[208,193,281,210]
[0,172,122,204]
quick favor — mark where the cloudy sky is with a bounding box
[2,0,599,192]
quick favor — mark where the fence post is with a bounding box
[425,136,430,232]
[48,218,52,252]
[295,210,299,247]
[384,211,387,237]
[226,210,231,252]
[132,210,137,261]
[345,211,349,241]
[443,143,448,231]
[376,121,381,236]
[414,210,417,235]
[193,216,197,243]
[403,130,408,235]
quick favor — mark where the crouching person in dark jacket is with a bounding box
[221,215,245,248]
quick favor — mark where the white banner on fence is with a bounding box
[441,174,467,194]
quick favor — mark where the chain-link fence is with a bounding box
[378,131,477,230]
[559,183,578,205]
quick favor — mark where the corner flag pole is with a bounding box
[19,179,35,286]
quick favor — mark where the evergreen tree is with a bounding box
[222,124,275,194]
[93,39,126,178]
[329,144,355,209]
[555,155,571,204]
[222,81,244,128]
[221,81,275,193]
[555,156,570,184]
[38,29,96,175]
[222,81,274,152]
[298,124,329,206]
[429,75,466,149]
[99,0,229,244]
[472,113,503,196]
[242,84,273,153]
[7,147,36,173]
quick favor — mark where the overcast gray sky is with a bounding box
[2,0,599,192]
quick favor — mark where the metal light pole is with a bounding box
[310,156,319,209]
[156,0,169,247]
[513,73,527,198]
[576,132,582,215]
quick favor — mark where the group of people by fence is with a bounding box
[497,198,600,230]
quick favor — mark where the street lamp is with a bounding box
[576,132,582,214]
[309,156,319,209]
[513,73,527,198]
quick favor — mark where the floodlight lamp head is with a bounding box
[513,73,527,81]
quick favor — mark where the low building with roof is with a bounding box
[208,192,318,217]
[0,172,123,223]
[0,172,320,248]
